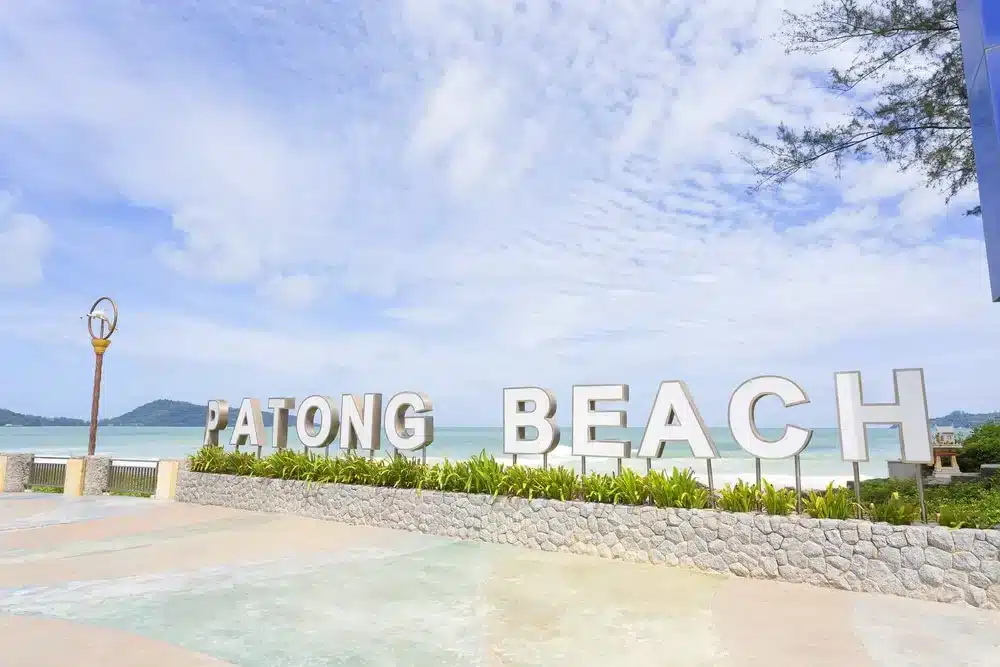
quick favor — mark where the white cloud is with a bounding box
[257,274,323,307]
[0,194,51,287]
[0,0,996,424]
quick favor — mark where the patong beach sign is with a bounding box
[204,392,436,455]
[204,368,935,468]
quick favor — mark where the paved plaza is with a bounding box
[0,494,999,666]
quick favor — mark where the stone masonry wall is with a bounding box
[175,471,1000,611]
[1,453,33,492]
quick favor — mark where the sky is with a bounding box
[0,0,997,428]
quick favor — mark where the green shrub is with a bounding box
[802,483,855,520]
[760,480,797,516]
[858,477,917,505]
[581,472,616,504]
[865,492,920,525]
[499,464,535,498]
[936,498,1000,529]
[646,468,709,509]
[610,468,648,505]
[717,480,760,513]
[957,422,1000,472]
[937,505,972,529]
[530,466,581,501]
[190,445,229,473]
[185,446,1000,528]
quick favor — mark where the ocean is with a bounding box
[0,425,911,488]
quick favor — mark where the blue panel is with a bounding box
[959,0,1000,300]
[959,0,986,82]
[983,0,1000,48]
[991,51,1000,143]
[974,49,1000,300]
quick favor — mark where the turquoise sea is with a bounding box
[0,425,910,484]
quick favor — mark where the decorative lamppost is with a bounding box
[84,297,118,456]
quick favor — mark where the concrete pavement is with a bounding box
[0,492,997,666]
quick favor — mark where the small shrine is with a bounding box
[931,426,962,481]
[934,426,957,446]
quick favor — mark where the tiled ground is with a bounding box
[1,493,999,666]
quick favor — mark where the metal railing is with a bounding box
[108,459,158,497]
[29,457,68,489]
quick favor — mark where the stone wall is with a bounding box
[175,471,1000,611]
[0,453,33,492]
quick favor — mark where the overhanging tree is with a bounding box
[742,0,978,214]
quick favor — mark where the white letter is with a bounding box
[267,397,295,450]
[296,395,340,450]
[385,392,434,451]
[203,399,229,447]
[728,376,812,459]
[638,381,718,459]
[230,398,265,450]
[502,387,560,455]
[341,393,383,451]
[571,384,630,458]
[835,368,932,463]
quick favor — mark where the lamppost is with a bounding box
[84,297,118,456]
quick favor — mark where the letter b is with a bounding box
[503,387,560,456]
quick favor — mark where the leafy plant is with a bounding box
[760,480,796,516]
[646,468,708,509]
[937,505,971,529]
[498,464,534,499]
[858,477,917,505]
[581,473,616,504]
[865,491,920,526]
[189,445,229,473]
[956,422,1000,472]
[184,445,1000,528]
[610,468,648,506]
[382,453,426,490]
[717,480,761,513]
[802,483,855,520]
[531,466,581,501]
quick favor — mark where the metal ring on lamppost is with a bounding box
[86,297,118,456]
[87,297,118,341]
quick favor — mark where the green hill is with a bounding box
[929,411,1000,429]
[0,400,297,428]
[0,408,86,427]
[4,402,999,430]
[101,399,207,427]
[102,399,297,427]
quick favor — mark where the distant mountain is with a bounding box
[101,399,298,427]
[5,402,1000,430]
[0,400,297,428]
[929,411,1000,429]
[101,399,207,427]
[0,408,86,427]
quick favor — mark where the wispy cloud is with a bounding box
[0,0,995,424]
[0,193,51,287]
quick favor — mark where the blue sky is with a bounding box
[0,0,998,427]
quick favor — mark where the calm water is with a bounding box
[0,425,907,481]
